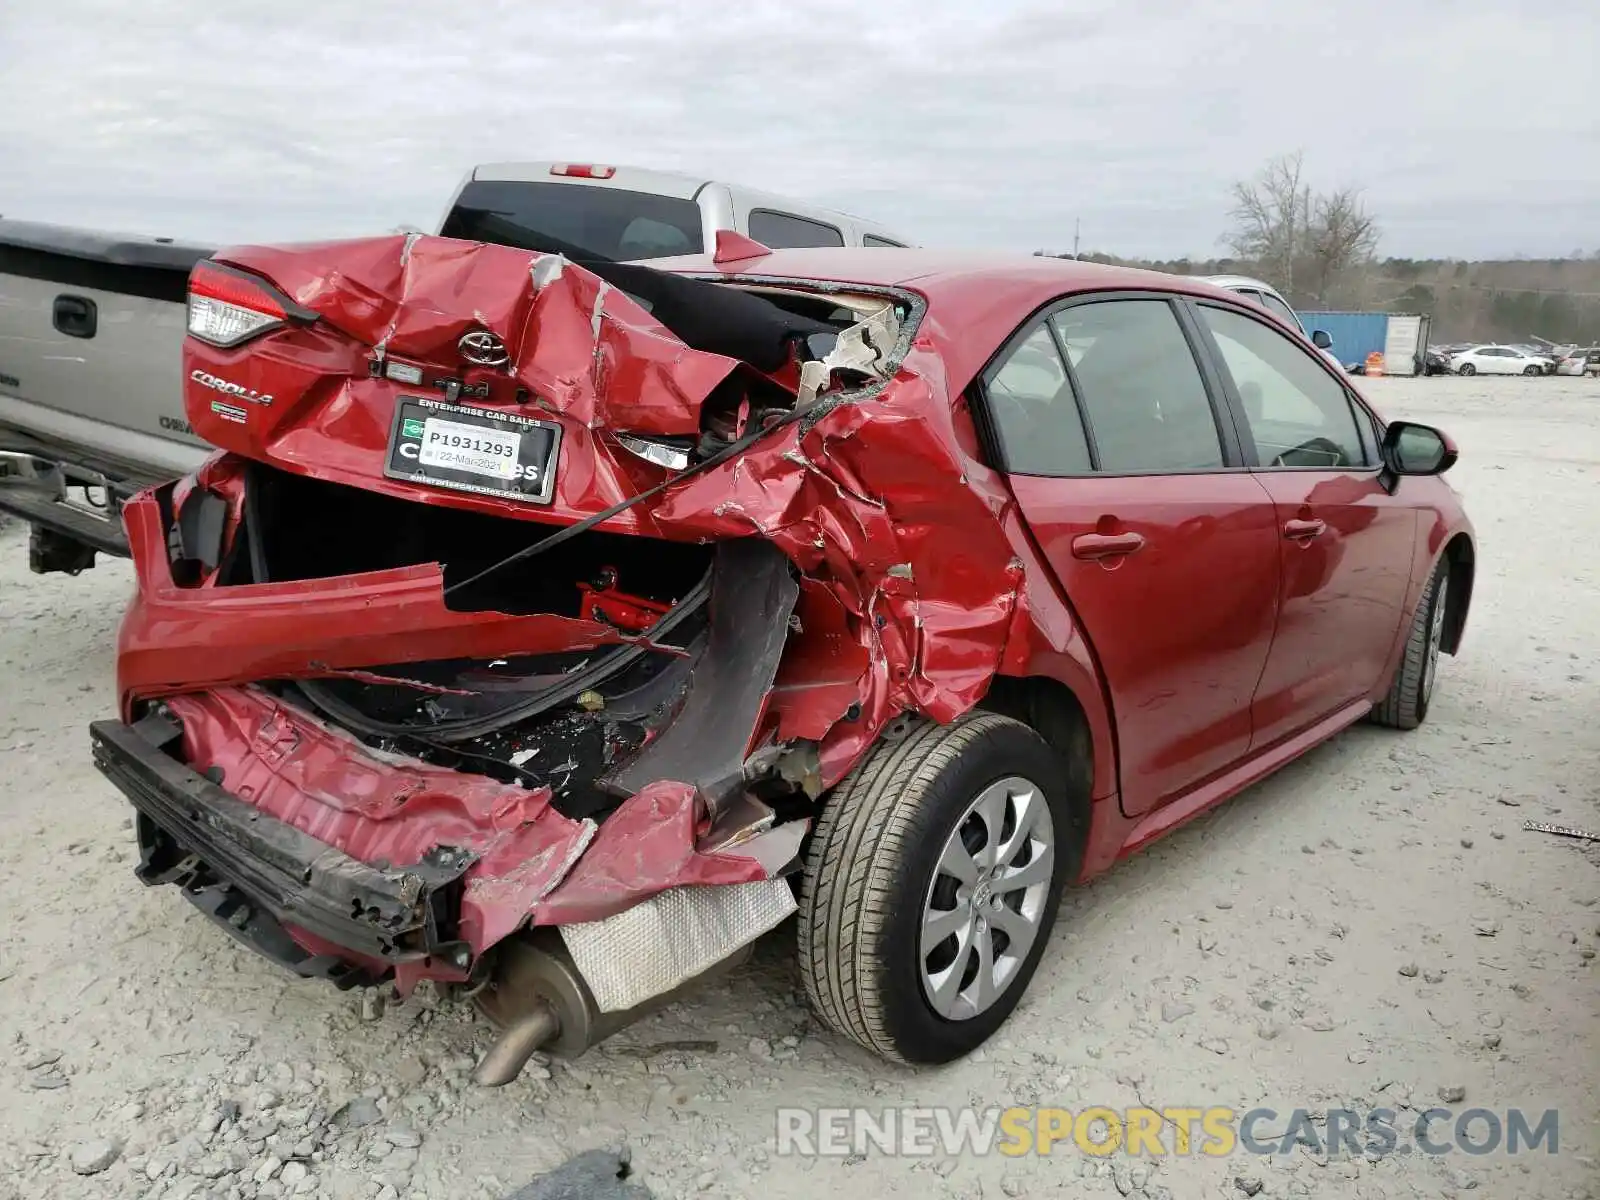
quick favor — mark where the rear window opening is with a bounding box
[440,180,704,262]
[238,463,712,618]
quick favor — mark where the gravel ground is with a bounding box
[0,375,1596,1200]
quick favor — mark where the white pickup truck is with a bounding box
[0,162,912,573]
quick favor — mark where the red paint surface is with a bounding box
[1009,472,1282,816]
[117,238,1475,978]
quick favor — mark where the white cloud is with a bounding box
[1,0,1594,258]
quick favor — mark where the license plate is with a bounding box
[384,397,561,505]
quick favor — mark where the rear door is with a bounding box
[1189,301,1417,746]
[979,293,1282,816]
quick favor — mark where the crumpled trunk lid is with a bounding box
[110,233,1044,978]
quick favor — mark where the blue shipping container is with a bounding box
[1293,311,1391,366]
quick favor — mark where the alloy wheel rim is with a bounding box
[920,776,1054,1021]
[1423,577,1449,703]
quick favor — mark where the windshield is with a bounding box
[439,180,705,263]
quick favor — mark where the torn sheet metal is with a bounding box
[160,686,595,955]
[558,876,796,1012]
[116,233,1099,976]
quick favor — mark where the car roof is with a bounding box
[643,248,1256,392]
[650,246,1239,299]
[1197,273,1282,294]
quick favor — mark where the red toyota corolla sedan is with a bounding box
[91,236,1473,1082]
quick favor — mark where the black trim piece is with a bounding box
[600,539,799,805]
[0,218,214,270]
[1170,298,1249,466]
[0,218,213,305]
[91,712,476,968]
[0,243,193,305]
[175,487,230,572]
[1041,314,1103,471]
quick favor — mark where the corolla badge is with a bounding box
[190,369,272,405]
[458,329,509,367]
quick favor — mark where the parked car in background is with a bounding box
[1449,345,1552,376]
[1509,344,1559,373]
[1422,347,1456,376]
[0,162,914,573]
[91,240,1475,1079]
[1555,347,1600,377]
[1198,274,1346,371]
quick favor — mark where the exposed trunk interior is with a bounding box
[195,464,721,822]
[236,463,713,617]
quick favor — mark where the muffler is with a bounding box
[470,930,752,1086]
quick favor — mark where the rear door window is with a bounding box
[440,180,704,261]
[981,326,1092,475]
[747,210,845,248]
[863,234,908,248]
[1051,299,1226,473]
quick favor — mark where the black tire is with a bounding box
[1370,560,1450,730]
[1457,363,1476,376]
[1524,364,1541,376]
[797,712,1073,1064]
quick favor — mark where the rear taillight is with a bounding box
[550,163,616,179]
[187,261,309,348]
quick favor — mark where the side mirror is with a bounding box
[1311,329,1333,350]
[1381,420,1457,477]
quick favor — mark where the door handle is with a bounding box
[1282,518,1327,542]
[53,295,98,339]
[1071,531,1146,561]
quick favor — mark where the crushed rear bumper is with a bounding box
[90,710,477,987]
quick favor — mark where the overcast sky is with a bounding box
[1,0,1595,260]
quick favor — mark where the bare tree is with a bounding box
[1225,151,1310,294]
[1306,187,1380,305]
[1224,153,1381,305]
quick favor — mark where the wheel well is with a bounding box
[1441,533,1474,655]
[977,676,1094,844]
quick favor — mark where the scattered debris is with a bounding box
[68,1139,121,1176]
[332,1095,384,1131]
[1438,1085,1467,1104]
[1523,820,1600,843]
[502,1149,655,1200]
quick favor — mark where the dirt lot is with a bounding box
[0,375,1596,1200]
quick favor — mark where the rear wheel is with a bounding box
[798,713,1072,1064]
[1370,561,1449,730]
[1458,362,1476,376]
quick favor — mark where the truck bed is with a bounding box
[0,220,215,564]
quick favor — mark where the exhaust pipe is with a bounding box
[472,1001,560,1087]
[470,931,753,1086]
